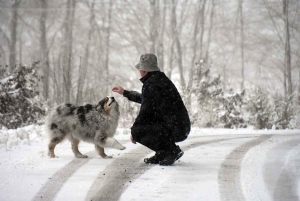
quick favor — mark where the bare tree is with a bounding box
[76,1,95,105]
[196,0,206,80]
[8,0,21,72]
[172,0,185,90]
[104,0,113,95]
[262,0,295,96]
[238,0,245,90]
[63,0,76,103]
[149,0,159,54]
[186,0,202,111]
[298,69,300,104]
[166,1,176,79]
[40,0,49,100]
[157,0,166,71]
[204,0,215,62]
[185,0,214,111]
[283,0,292,96]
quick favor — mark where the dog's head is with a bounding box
[96,97,118,114]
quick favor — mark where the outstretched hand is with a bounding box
[112,86,124,94]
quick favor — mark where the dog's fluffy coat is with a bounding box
[45,97,125,158]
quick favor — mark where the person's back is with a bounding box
[112,53,191,166]
[140,71,190,142]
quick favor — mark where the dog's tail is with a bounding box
[44,108,58,140]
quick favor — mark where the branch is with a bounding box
[0,26,10,45]
[128,2,150,38]
[177,0,189,34]
[291,0,300,43]
[262,0,284,45]
[17,15,39,33]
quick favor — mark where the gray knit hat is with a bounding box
[135,53,160,72]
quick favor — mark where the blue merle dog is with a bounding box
[45,97,125,158]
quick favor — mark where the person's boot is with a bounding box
[159,145,184,166]
[144,151,165,164]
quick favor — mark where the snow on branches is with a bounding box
[188,62,245,128]
[0,62,45,129]
[245,89,296,129]
[187,61,298,129]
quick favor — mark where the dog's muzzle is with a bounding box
[108,97,115,106]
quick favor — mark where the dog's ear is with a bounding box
[96,97,108,110]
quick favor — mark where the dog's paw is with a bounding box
[105,155,113,158]
[100,153,113,158]
[49,155,58,158]
[75,154,88,158]
[120,146,126,150]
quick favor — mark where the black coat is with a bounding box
[123,71,190,142]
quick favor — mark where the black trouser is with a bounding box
[131,124,176,152]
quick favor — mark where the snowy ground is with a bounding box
[0,125,300,201]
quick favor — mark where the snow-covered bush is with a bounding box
[289,105,300,129]
[190,62,245,128]
[243,89,296,129]
[217,89,246,128]
[271,94,295,129]
[186,60,300,129]
[244,89,272,129]
[0,62,45,129]
[192,72,223,127]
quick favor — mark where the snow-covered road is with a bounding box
[0,126,300,201]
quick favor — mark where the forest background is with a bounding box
[0,0,300,130]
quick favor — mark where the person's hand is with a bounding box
[112,86,124,95]
[130,135,136,144]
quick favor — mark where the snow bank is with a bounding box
[0,125,132,150]
[0,125,44,149]
[1,125,299,150]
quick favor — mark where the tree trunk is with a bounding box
[196,0,206,119]
[51,53,58,105]
[149,0,158,54]
[55,54,62,103]
[283,62,287,95]
[9,0,21,72]
[204,0,215,62]
[186,0,202,112]
[196,0,206,80]
[283,0,292,96]
[166,1,176,79]
[172,0,185,90]
[76,1,95,105]
[298,69,300,105]
[63,0,76,103]
[223,64,227,91]
[40,0,49,100]
[157,0,165,71]
[18,35,22,64]
[0,47,6,69]
[104,0,113,95]
[239,0,245,90]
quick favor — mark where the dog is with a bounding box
[45,97,125,158]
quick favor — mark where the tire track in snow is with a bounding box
[272,139,300,201]
[86,136,253,201]
[274,170,299,201]
[32,140,130,201]
[218,134,272,201]
[33,157,91,201]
